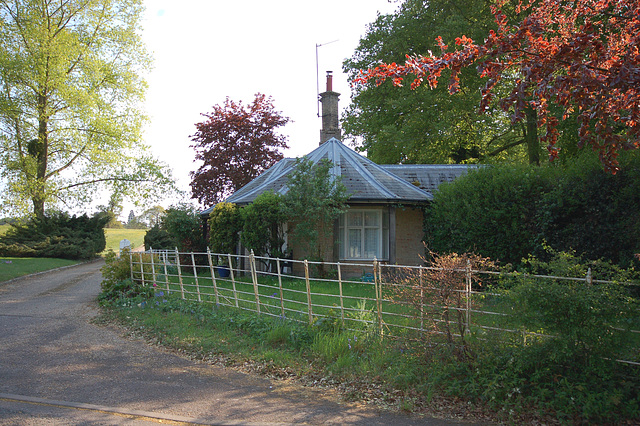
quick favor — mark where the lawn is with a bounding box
[0,257,79,283]
[103,228,147,253]
[0,226,147,282]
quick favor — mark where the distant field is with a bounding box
[103,228,147,253]
[0,257,79,283]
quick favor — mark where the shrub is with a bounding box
[161,204,206,253]
[425,164,556,265]
[208,202,241,255]
[240,191,286,259]
[0,212,109,259]
[100,249,155,303]
[425,153,640,268]
[144,224,174,250]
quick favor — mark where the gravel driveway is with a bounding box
[0,260,467,425]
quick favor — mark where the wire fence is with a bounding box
[127,248,640,366]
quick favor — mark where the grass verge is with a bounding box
[96,291,523,424]
[0,257,79,282]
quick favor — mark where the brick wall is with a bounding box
[394,207,425,266]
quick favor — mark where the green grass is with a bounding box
[103,228,147,253]
[0,224,10,235]
[0,257,80,282]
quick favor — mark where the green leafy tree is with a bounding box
[161,205,205,253]
[240,192,286,260]
[356,0,640,172]
[344,0,542,165]
[282,158,349,264]
[0,0,173,218]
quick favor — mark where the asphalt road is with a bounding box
[0,260,468,425]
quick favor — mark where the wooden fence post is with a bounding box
[129,250,134,284]
[373,258,383,337]
[419,266,424,331]
[207,248,220,305]
[586,267,593,286]
[465,259,472,334]
[191,252,201,302]
[276,258,285,317]
[162,252,170,293]
[304,260,313,325]
[337,263,344,325]
[138,252,145,287]
[250,250,261,314]
[150,252,157,288]
[228,253,238,308]
[176,248,185,299]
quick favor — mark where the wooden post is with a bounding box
[138,252,145,287]
[337,263,344,325]
[228,253,238,308]
[465,259,472,334]
[250,250,261,314]
[276,258,285,317]
[419,266,424,331]
[207,248,220,305]
[176,248,185,299]
[129,250,134,284]
[162,252,170,293]
[150,252,157,288]
[191,252,201,302]
[586,267,593,286]
[373,258,383,337]
[304,260,313,325]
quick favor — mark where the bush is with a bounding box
[100,249,155,303]
[144,224,174,250]
[208,202,241,255]
[162,205,206,253]
[0,212,109,259]
[240,192,286,270]
[425,153,640,268]
[425,164,556,265]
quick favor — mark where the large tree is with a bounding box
[356,0,640,172]
[190,93,290,206]
[0,0,172,218]
[344,0,543,165]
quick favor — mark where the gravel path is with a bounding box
[0,261,469,425]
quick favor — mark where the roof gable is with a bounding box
[225,138,433,206]
[201,139,476,214]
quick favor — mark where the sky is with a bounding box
[139,0,399,211]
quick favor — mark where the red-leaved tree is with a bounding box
[190,93,290,206]
[356,0,640,172]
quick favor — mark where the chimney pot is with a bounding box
[326,71,333,92]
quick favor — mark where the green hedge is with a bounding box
[425,153,640,267]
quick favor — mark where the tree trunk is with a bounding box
[524,106,540,166]
[33,93,49,219]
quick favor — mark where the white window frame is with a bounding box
[338,208,389,261]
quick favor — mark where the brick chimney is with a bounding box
[319,71,341,145]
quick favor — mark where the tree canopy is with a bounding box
[189,93,290,206]
[0,0,173,218]
[356,0,640,172]
[344,0,543,165]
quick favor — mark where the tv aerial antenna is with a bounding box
[316,39,339,117]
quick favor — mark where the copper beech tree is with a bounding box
[190,93,290,206]
[356,0,640,172]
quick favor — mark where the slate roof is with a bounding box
[380,164,477,195]
[201,138,476,215]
